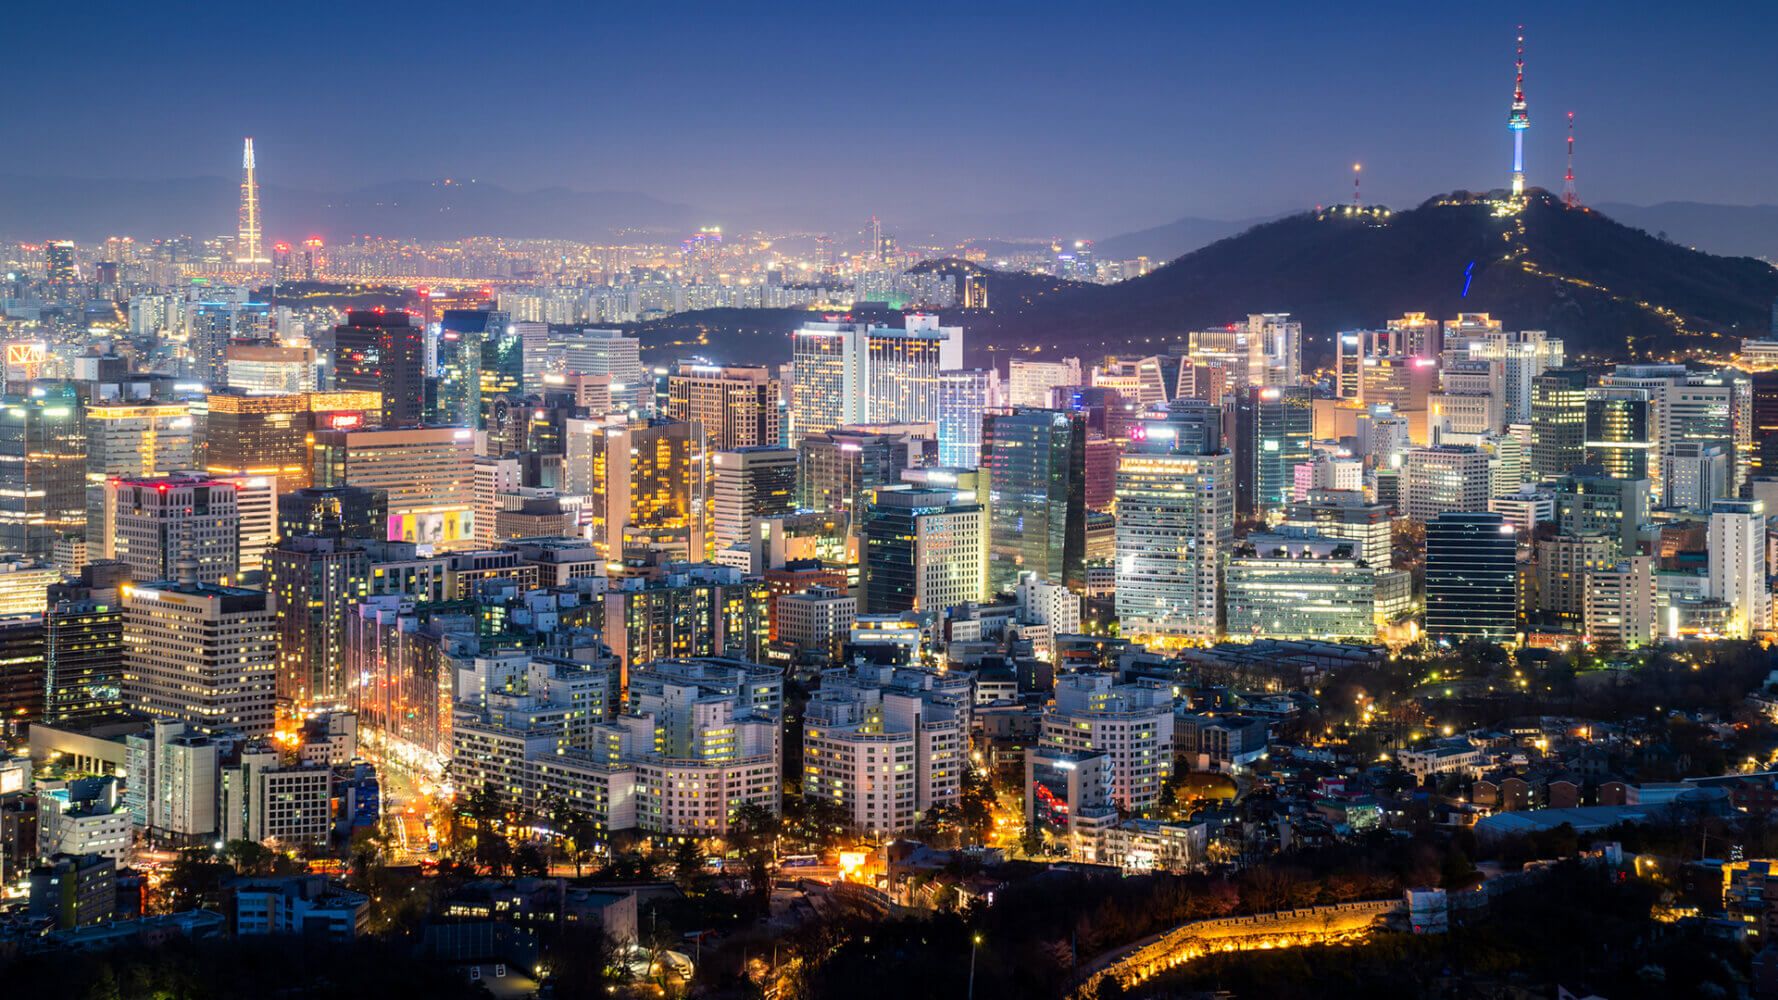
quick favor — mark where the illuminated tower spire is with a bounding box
[235,137,269,268]
[1564,111,1577,208]
[1507,29,1529,197]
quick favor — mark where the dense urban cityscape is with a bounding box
[4,8,1778,1000]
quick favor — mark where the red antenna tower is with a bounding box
[1563,112,1577,208]
[1352,163,1362,208]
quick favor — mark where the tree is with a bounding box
[672,838,708,892]
[223,839,274,875]
[546,920,628,996]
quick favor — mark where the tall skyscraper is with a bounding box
[1234,386,1312,517]
[936,369,998,468]
[791,322,868,442]
[83,401,195,550]
[1584,387,1652,481]
[556,329,644,415]
[863,320,946,424]
[574,419,713,563]
[1528,369,1588,482]
[982,409,1087,594]
[202,392,313,495]
[1402,445,1492,523]
[860,486,986,615]
[1708,498,1770,639]
[1114,420,1233,642]
[430,309,495,428]
[266,535,371,710]
[1424,511,1518,643]
[0,384,85,560]
[234,138,269,268]
[43,562,129,724]
[331,311,425,427]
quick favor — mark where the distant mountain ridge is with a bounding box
[0,175,703,242]
[1593,201,1778,261]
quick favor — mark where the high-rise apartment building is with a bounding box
[802,665,966,837]
[1041,675,1174,812]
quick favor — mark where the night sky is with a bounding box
[8,1,1777,234]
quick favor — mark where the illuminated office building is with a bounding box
[557,329,644,415]
[712,447,797,555]
[1113,423,1233,642]
[667,364,781,451]
[123,575,277,738]
[266,535,371,710]
[860,486,985,615]
[1233,386,1312,517]
[0,384,86,560]
[109,475,240,586]
[982,409,1088,594]
[312,426,476,552]
[1584,386,1651,481]
[1528,369,1588,481]
[83,400,194,552]
[572,419,713,563]
[1224,534,1377,641]
[42,563,129,724]
[276,485,386,541]
[1006,357,1083,409]
[225,343,316,394]
[790,322,867,441]
[1424,511,1518,642]
[331,311,425,427]
[936,369,997,469]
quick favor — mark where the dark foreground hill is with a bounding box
[947,189,1778,365]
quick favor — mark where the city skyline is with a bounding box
[5,4,1778,242]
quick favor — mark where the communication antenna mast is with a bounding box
[1563,111,1578,208]
[1352,163,1362,208]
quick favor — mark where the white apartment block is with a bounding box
[1041,675,1175,812]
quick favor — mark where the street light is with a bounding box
[968,933,982,1000]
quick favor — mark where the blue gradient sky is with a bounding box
[7,1,1776,233]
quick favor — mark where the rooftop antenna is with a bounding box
[1563,111,1578,208]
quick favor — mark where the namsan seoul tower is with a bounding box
[1507,29,1529,197]
[235,137,269,268]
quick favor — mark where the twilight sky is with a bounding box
[6,1,1777,236]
